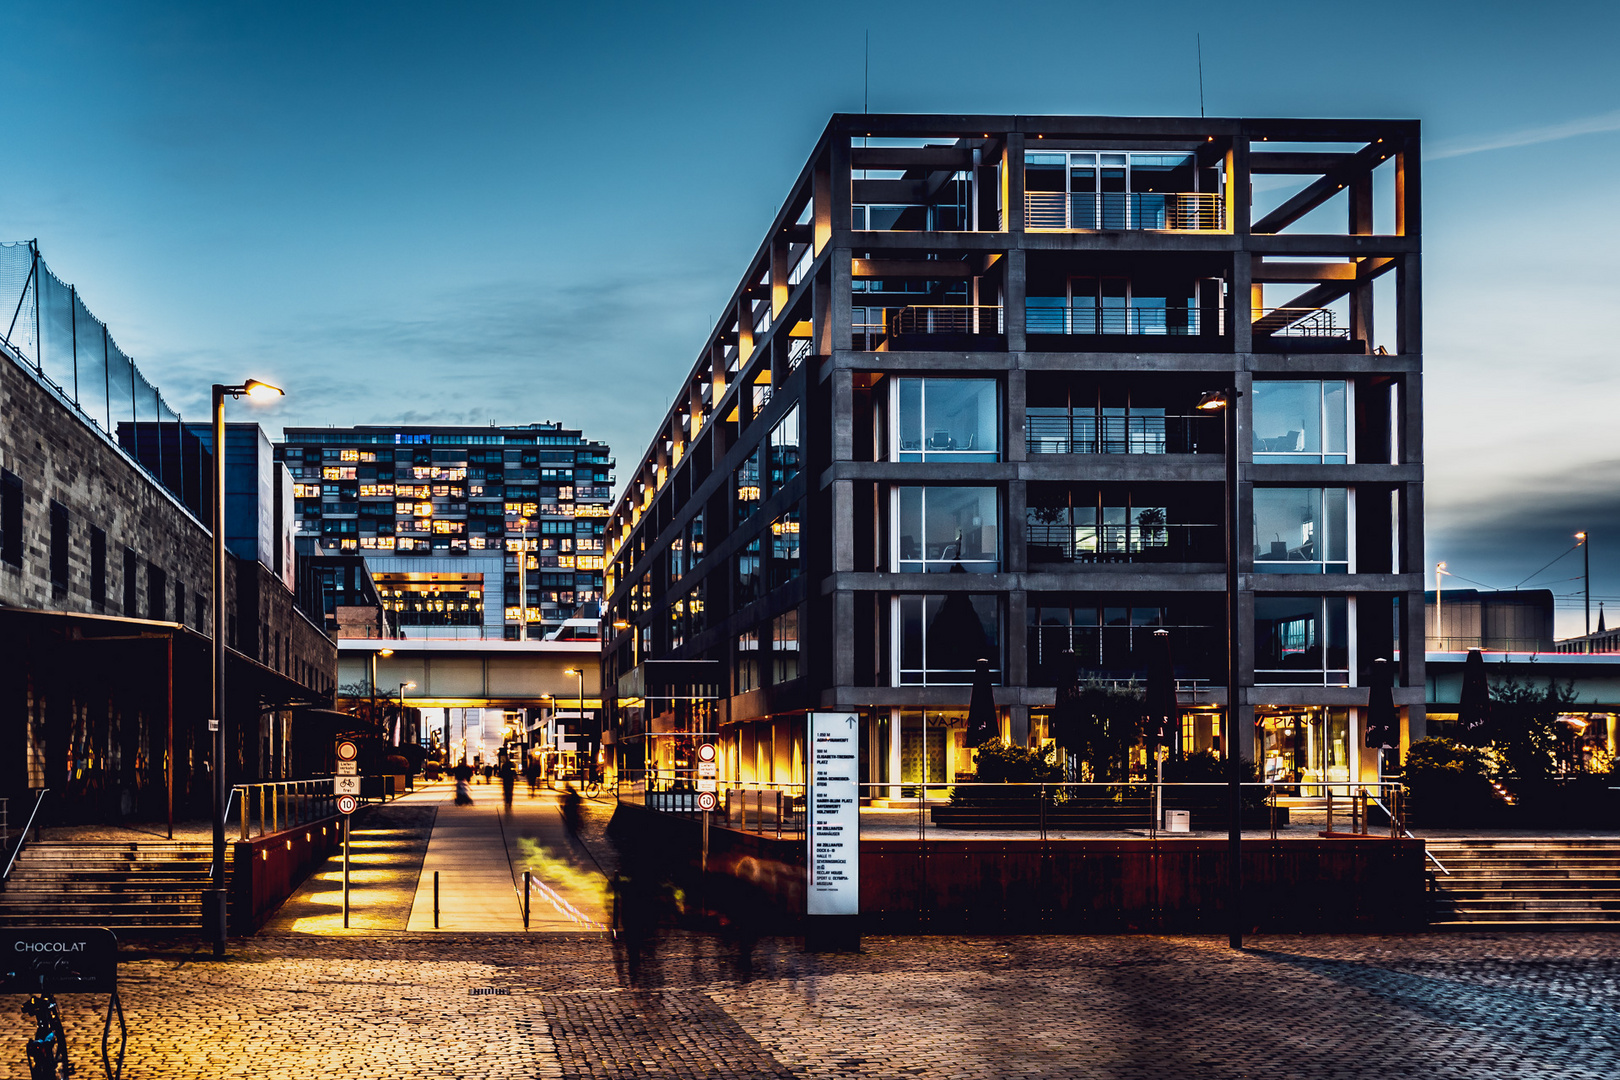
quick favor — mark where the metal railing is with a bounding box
[1026,521,1222,563]
[1426,636,1551,653]
[1025,191,1225,231]
[2,789,47,882]
[854,305,1004,349]
[1025,412,1222,455]
[235,779,341,840]
[1025,304,1219,337]
[1252,306,1349,339]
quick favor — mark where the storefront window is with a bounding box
[1252,380,1349,464]
[1256,707,1351,793]
[894,378,999,462]
[895,487,999,572]
[1254,596,1351,685]
[1253,488,1349,573]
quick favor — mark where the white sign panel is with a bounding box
[696,777,717,793]
[336,760,358,776]
[807,712,860,916]
[334,775,361,796]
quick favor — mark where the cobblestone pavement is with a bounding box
[2,931,1616,1079]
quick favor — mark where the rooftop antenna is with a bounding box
[1196,34,1205,118]
[863,30,869,115]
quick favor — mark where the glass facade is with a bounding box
[895,487,999,573]
[893,378,998,462]
[1254,596,1351,685]
[1253,488,1350,573]
[1252,380,1349,464]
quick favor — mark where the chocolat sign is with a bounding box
[0,928,118,993]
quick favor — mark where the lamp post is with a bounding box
[565,667,586,774]
[208,378,283,958]
[1434,561,1449,648]
[396,680,416,746]
[370,647,394,735]
[1576,532,1590,638]
[1196,387,1242,950]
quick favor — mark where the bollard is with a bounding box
[434,870,440,929]
[522,870,531,929]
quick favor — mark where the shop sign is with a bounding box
[806,712,859,916]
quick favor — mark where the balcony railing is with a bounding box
[1252,307,1349,339]
[1025,191,1224,231]
[1025,412,1222,455]
[1026,304,1221,337]
[1026,522,1222,564]
[853,305,1004,350]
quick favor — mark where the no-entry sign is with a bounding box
[336,740,359,762]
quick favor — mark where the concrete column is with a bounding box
[833,589,856,687]
[831,479,854,573]
[771,238,790,317]
[1349,177,1375,346]
[1396,254,1422,356]
[1004,133,1025,233]
[1005,367,1027,463]
[1232,255,1254,354]
[831,368,854,461]
[1004,248,1027,352]
[830,248,853,353]
[813,153,832,256]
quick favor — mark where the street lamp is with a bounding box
[1196,386,1243,950]
[1576,532,1590,638]
[565,667,586,773]
[208,378,283,957]
[370,647,394,732]
[396,680,416,746]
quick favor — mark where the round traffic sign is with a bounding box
[336,740,359,762]
[696,790,717,812]
[337,794,358,815]
[697,743,716,763]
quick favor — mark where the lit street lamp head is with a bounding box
[1196,389,1239,411]
[243,379,284,400]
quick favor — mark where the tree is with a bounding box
[1485,676,1578,788]
[1050,682,1142,782]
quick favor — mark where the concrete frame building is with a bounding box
[601,113,1425,796]
[276,424,614,641]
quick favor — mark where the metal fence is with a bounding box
[1,240,207,515]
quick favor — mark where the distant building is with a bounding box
[1425,589,1555,654]
[276,424,614,641]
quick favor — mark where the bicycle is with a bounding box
[22,992,68,1080]
[580,777,603,799]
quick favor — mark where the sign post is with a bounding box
[335,737,361,929]
[696,743,716,873]
[806,712,860,951]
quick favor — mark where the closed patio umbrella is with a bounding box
[1143,629,1176,752]
[966,657,999,748]
[1458,648,1491,742]
[1365,658,1398,783]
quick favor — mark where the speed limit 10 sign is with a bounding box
[696,791,717,812]
[337,794,358,815]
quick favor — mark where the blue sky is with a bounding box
[2,0,1617,635]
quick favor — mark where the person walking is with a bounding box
[500,757,517,813]
[452,757,474,806]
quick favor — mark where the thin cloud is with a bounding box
[1431,108,1620,160]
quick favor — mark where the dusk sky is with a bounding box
[2,1,1617,636]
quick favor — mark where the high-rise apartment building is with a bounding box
[602,114,1424,794]
[278,424,614,640]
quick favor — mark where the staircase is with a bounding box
[0,842,222,932]
[1427,840,1620,928]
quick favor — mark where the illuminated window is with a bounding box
[340,450,359,462]
[414,503,433,518]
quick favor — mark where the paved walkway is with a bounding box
[267,780,610,935]
[7,932,1617,1078]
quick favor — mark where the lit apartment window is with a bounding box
[1252,380,1351,464]
[1253,489,1351,574]
[894,488,998,573]
[772,609,800,683]
[1254,596,1351,686]
[890,378,998,461]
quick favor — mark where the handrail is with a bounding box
[206,786,239,880]
[1025,304,1217,337]
[3,788,49,882]
[1025,190,1225,231]
[1252,306,1348,338]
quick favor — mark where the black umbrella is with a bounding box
[966,658,999,748]
[1143,629,1176,751]
[1457,648,1491,742]
[1365,657,1397,752]
[1048,649,1086,755]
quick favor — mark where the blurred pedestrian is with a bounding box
[501,757,516,812]
[452,758,474,806]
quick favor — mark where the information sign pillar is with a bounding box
[806,712,860,952]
